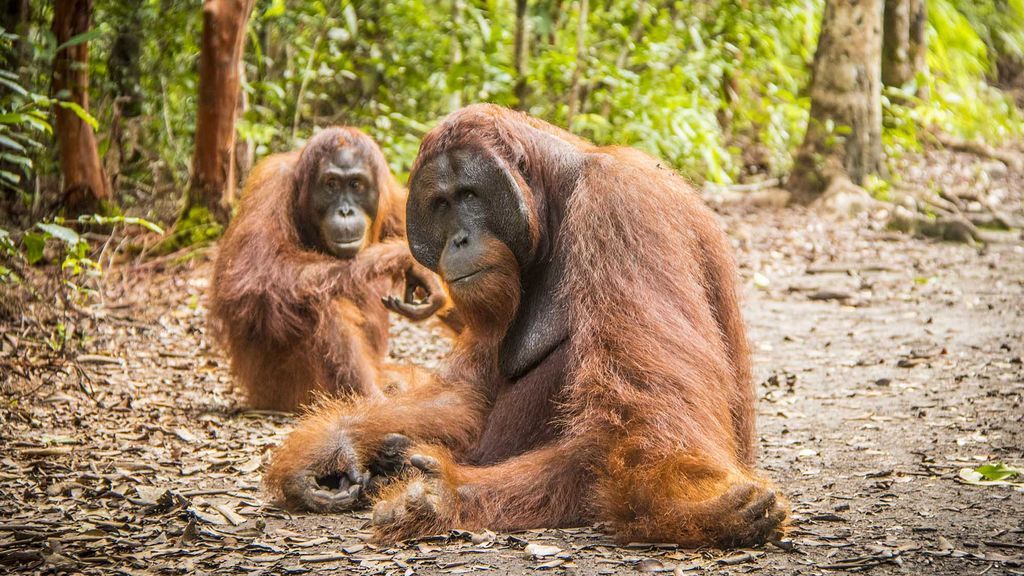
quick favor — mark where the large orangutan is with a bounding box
[265,105,787,547]
[210,127,447,411]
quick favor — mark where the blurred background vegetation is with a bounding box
[0,0,1021,355]
[0,0,1022,226]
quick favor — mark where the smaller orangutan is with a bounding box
[209,127,447,411]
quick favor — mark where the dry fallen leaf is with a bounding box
[232,455,262,473]
[637,558,670,572]
[524,543,562,558]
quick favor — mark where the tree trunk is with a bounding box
[186,0,254,225]
[908,0,926,84]
[513,0,529,110]
[993,0,1023,94]
[882,0,926,90]
[52,0,111,215]
[449,0,465,111]
[787,0,885,204]
[104,0,144,192]
[234,64,254,187]
[108,0,143,118]
[565,0,588,127]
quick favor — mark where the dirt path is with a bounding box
[1,209,1022,575]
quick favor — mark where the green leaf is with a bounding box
[263,0,286,19]
[974,463,1022,482]
[36,222,81,248]
[0,134,26,153]
[0,153,32,169]
[55,101,99,130]
[0,76,27,96]
[0,170,19,185]
[959,463,1024,488]
[0,113,27,124]
[55,29,102,52]
[20,114,51,134]
[23,232,45,264]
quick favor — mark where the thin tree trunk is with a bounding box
[234,64,253,186]
[882,0,926,91]
[290,28,324,142]
[787,0,885,204]
[908,0,927,84]
[992,0,1022,92]
[108,0,143,118]
[186,0,254,225]
[565,0,588,128]
[513,0,528,110]
[105,0,143,192]
[449,0,465,111]
[52,0,111,215]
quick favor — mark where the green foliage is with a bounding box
[158,206,222,253]
[231,0,822,184]
[885,0,1022,155]
[0,31,50,201]
[959,462,1024,488]
[231,0,1022,185]
[2,0,1023,217]
[953,0,1024,66]
[1,214,162,310]
[883,0,1022,168]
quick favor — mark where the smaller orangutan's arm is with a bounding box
[382,263,449,321]
[292,240,414,299]
[340,238,448,321]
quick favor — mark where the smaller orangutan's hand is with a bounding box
[383,264,446,321]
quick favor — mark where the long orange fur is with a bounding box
[209,128,430,411]
[266,106,786,547]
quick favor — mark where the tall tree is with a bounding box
[513,0,529,109]
[565,0,588,127]
[882,0,927,91]
[450,0,465,111]
[104,0,144,190]
[52,0,111,214]
[185,0,255,225]
[787,0,885,204]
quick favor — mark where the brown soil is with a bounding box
[1,164,1022,574]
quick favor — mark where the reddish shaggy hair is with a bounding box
[265,106,783,548]
[209,127,419,411]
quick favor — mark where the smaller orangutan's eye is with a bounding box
[349,179,363,192]
[326,176,341,191]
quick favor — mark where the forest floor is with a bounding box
[1,150,1023,575]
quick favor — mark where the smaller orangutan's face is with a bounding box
[311,147,380,259]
